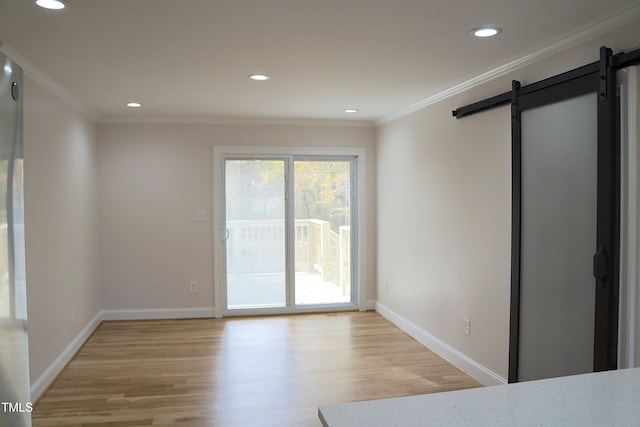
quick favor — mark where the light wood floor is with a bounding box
[32,312,481,427]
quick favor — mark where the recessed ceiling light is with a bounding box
[126,102,142,108]
[249,74,271,81]
[471,27,502,38]
[35,0,66,10]
[344,109,358,114]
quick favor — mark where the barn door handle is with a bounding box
[593,245,608,285]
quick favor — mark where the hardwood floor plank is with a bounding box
[32,312,481,426]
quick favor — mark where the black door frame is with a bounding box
[453,46,640,383]
[509,49,616,382]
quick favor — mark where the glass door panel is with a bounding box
[293,160,352,305]
[224,159,287,309]
[517,92,598,381]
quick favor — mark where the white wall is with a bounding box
[23,77,101,390]
[376,21,640,382]
[96,123,376,314]
[636,67,640,368]
[377,101,512,381]
[620,65,640,369]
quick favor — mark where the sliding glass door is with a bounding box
[224,159,287,309]
[294,159,352,305]
[517,92,598,381]
[222,156,356,314]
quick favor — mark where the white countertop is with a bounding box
[318,368,640,426]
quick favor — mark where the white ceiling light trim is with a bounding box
[376,4,640,125]
[126,102,142,108]
[35,0,66,10]
[471,27,502,38]
[249,74,271,81]
[344,109,358,113]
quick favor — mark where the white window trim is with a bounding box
[619,66,640,368]
[212,146,367,318]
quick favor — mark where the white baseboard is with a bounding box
[375,302,507,386]
[30,310,103,402]
[33,303,489,404]
[101,307,215,321]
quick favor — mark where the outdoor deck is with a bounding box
[227,272,350,309]
[225,218,352,309]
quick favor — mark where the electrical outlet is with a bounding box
[464,318,470,336]
[69,307,74,322]
[189,281,198,293]
[385,281,389,293]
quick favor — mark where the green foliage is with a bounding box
[225,159,351,231]
[294,161,350,232]
[225,159,285,220]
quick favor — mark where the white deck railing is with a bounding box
[226,219,350,295]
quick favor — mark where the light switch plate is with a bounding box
[195,210,206,221]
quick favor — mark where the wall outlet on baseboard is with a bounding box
[189,281,198,293]
[464,318,470,336]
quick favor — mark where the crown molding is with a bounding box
[99,115,375,128]
[0,42,99,122]
[0,41,369,127]
[4,2,638,129]
[375,4,640,126]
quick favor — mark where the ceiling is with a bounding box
[0,0,638,124]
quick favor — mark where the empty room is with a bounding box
[1,0,639,426]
